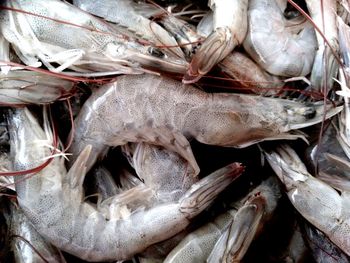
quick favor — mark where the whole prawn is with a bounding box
[70,74,341,175]
[264,144,350,256]
[0,0,188,76]
[9,107,243,262]
[243,0,317,77]
[73,0,185,59]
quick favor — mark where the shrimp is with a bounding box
[69,74,342,176]
[123,142,198,203]
[243,0,317,77]
[73,0,184,59]
[264,144,350,256]
[9,107,243,262]
[305,0,339,92]
[0,0,188,76]
[0,70,74,105]
[183,0,249,83]
[5,201,66,263]
[164,178,281,263]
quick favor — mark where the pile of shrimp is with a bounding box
[0,0,350,262]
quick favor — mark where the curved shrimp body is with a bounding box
[73,0,185,59]
[305,0,338,92]
[10,107,243,262]
[123,142,198,203]
[6,202,66,263]
[70,74,341,175]
[264,144,350,256]
[243,0,317,77]
[183,0,249,83]
[0,0,188,76]
[0,70,74,105]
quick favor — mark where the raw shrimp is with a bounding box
[0,70,74,105]
[9,107,243,262]
[264,144,350,256]
[0,0,188,76]
[69,74,342,175]
[6,201,66,263]
[183,0,249,83]
[73,0,184,59]
[164,178,281,263]
[243,0,317,77]
[305,0,339,92]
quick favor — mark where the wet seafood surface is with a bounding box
[0,0,349,262]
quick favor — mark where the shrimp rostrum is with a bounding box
[9,108,243,262]
[70,74,341,175]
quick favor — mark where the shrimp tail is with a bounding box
[207,195,265,263]
[179,162,244,218]
[66,145,91,189]
[183,27,235,84]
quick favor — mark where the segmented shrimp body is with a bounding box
[243,0,317,77]
[70,74,341,175]
[10,108,242,262]
[264,144,350,256]
[0,0,187,76]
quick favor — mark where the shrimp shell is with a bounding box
[70,74,341,175]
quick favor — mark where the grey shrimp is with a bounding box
[264,144,350,256]
[9,107,243,262]
[69,74,341,175]
[73,0,184,59]
[243,0,317,77]
[0,0,188,76]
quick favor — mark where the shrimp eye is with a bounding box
[284,105,316,119]
[148,47,165,58]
